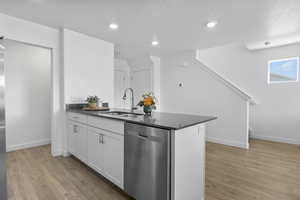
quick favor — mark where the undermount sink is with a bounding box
[121,113,143,118]
[105,111,144,117]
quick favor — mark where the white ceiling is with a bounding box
[0,0,300,58]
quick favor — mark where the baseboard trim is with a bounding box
[63,150,71,157]
[250,134,300,145]
[7,139,51,152]
[52,149,63,157]
[206,136,249,149]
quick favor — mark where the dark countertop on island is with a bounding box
[66,107,217,130]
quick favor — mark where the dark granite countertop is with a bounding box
[66,107,217,130]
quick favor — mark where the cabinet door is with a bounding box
[68,121,87,162]
[87,128,105,174]
[68,122,77,156]
[75,124,88,163]
[103,131,124,188]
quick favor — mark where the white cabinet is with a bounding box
[76,124,88,163]
[87,116,124,135]
[67,122,77,155]
[68,112,88,123]
[103,130,124,188]
[87,127,124,188]
[67,121,88,163]
[87,128,105,174]
[67,113,124,189]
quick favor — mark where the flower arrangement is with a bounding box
[137,92,157,115]
[86,96,99,108]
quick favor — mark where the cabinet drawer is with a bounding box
[68,112,88,124]
[87,116,124,135]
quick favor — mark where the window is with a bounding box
[268,57,299,83]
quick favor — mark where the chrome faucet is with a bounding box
[122,88,137,112]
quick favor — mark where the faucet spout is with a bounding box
[122,88,136,112]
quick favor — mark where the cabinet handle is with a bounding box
[138,132,148,138]
[98,135,101,144]
[73,125,78,133]
[97,134,105,144]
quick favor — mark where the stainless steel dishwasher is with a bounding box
[124,122,171,200]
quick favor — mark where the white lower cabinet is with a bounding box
[68,121,88,163]
[87,128,105,174]
[87,127,124,188]
[102,130,124,188]
[68,113,124,189]
[68,122,77,156]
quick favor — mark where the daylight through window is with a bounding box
[268,57,299,83]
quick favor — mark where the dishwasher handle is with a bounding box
[138,132,148,138]
[125,122,170,143]
[126,130,166,143]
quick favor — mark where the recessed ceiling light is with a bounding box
[151,35,159,46]
[109,23,119,30]
[152,40,159,46]
[206,21,218,28]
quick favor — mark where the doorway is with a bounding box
[113,57,154,110]
[131,69,152,105]
[114,69,130,108]
[3,40,52,152]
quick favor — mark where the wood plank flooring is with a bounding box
[205,139,300,200]
[7,146,132,200]
[6,139,300,200]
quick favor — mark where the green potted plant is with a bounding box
[137,92,157,115]
[86,96,99,109]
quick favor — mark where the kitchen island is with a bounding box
[66,107,216,200]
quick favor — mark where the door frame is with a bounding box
[1,36,61,156]
[130,68,154,94]
[3,39,53,152]
[114,68,130,107]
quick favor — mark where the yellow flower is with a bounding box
[143,97,153,106]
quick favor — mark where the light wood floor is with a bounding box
[6,139,300,200]
[7,146,132,200]
[206,139,300,200]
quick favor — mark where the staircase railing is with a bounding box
[195,49,257,105]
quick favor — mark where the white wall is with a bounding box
[4,40,51,151]
[63,29,114,105]
[150,56,161,111]
[0,13,63,156]
[114,58,130,108]
[198,43,300,145]
[114,56,160,110]
[160,51,249,148]
[127,55,153,109]
[123,55,161,110]
[128,55,153,72]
